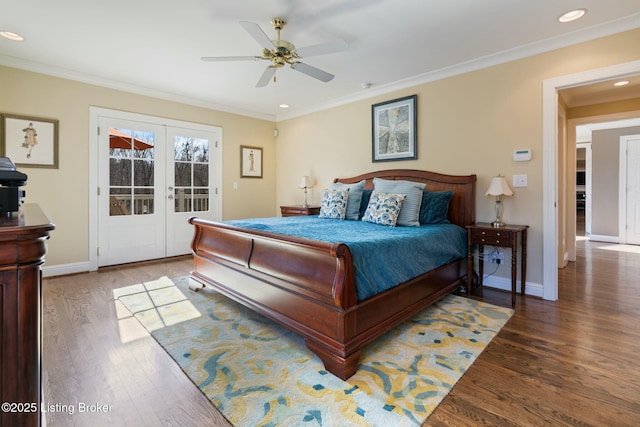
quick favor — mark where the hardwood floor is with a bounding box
[42,242,640,426]
[42,257,231,427]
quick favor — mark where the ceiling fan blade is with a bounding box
[240,21,275,50]
[256,66,277,87]
[291,62,334,83]
[295,40,348,58]
[201,56,262,62]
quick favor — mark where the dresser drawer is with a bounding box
[469,228,511,245]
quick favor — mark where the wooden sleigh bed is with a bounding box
[188,169,476,380]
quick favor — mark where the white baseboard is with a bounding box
[482,275,543,298]
[588,234,619,243]
[42,262,91,278]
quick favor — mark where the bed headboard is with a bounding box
[334,169,476,228]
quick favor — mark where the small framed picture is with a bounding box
[1,113,59,168]
[371,95,417,162]
[240,145,263,178]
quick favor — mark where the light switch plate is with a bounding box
[512,174,528,187]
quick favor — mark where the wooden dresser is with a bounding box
[0,204,54,427]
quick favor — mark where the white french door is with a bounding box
[166,126,219,257]
[96,112,220,267]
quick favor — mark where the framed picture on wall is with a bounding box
[240,145,263,178]
[1,113,59,168]
[371,95,417,162]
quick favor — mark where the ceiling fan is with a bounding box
[201,18,348,87]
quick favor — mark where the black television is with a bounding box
[576,171,586,186]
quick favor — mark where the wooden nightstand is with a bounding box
[280,205,321,217]
[466,223,529,307]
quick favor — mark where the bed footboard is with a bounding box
[189,217,363,378]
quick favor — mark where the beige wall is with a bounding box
[0,66,276,268]
[276,28,640,287]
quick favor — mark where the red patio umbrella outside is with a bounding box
[109,128,153,150]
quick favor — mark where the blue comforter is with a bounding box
[225,216,467,301]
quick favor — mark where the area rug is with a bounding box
[114,276,513,426]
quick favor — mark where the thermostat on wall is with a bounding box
[513,149,532,162]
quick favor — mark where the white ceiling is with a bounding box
[1,0,640,121]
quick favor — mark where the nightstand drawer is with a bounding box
[469,228,510,245]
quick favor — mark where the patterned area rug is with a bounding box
[114,276,513,426]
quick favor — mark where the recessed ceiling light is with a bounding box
[613,80,630,87]
[279,104,289,108]
[558,9,587,23]
[0,31,24,41]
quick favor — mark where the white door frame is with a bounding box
[89,107,222,271]
[542,59,640,301]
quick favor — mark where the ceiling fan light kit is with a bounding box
[201,17,347,87]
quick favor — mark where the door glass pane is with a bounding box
[110,158,131,186]
[174,137,192,161]
[193,164,208,186]
[134,159,154,186]
[175,162,191,186]
[109,127,155,216]
[193,188,209,212]
[174,188,192,213]
[193,139,209,162]
[174,136,210,213]
[110,188,131,216]
[134,188,154,214]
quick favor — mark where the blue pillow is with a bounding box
[358,189,373,219]
[331,180,366,220]
[373,178,425,226]
[419,191,454,224]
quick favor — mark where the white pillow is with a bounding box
[373,178,425,226]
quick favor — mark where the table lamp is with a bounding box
[299,175,312,207]
[485,175,513,228]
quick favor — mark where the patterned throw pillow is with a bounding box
[319,189,348,219]
[361,191,406,226]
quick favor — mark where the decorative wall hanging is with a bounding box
[371,95,417,162]
[240,145,263,178]
[1,113,59,168]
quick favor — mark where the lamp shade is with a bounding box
[485,175,513,197]
[299,175,311,189]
